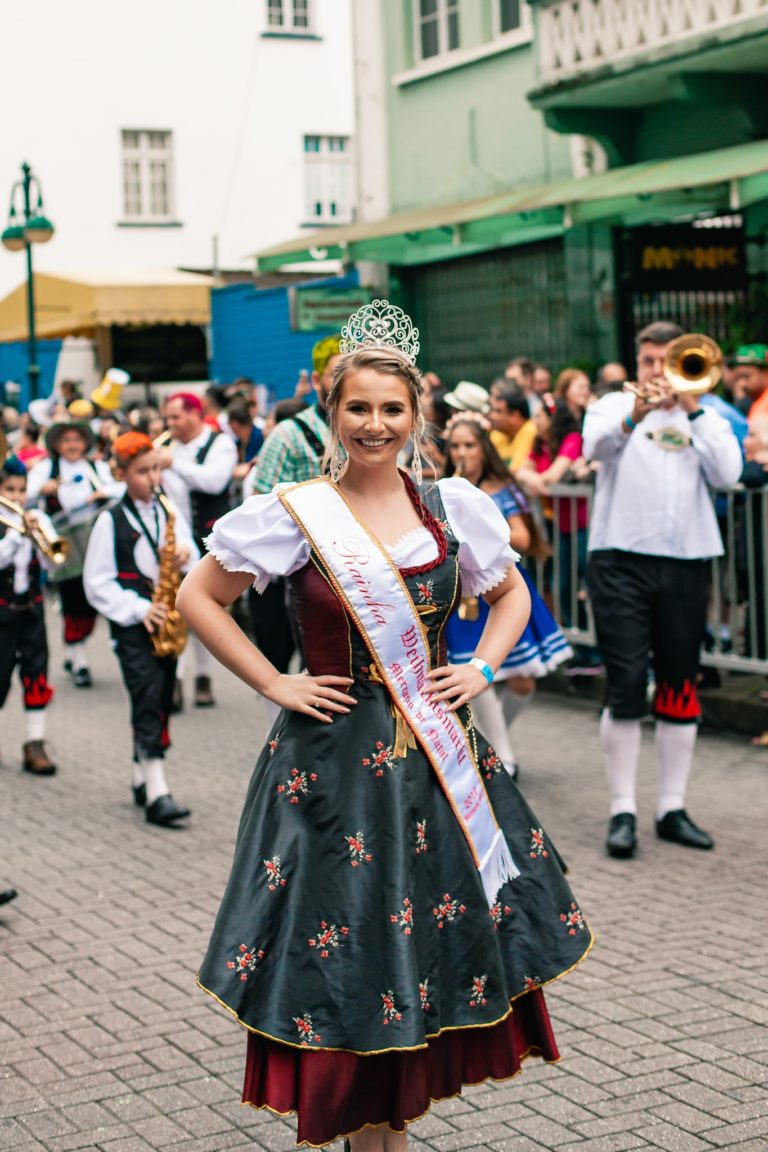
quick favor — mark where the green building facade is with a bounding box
[255,0,768,382]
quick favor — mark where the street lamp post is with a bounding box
[1,161,55,404]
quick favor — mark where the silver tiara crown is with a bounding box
[339,299,420,364]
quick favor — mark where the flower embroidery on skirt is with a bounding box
[226,942,265,982]
[308,920,350,957]
[293,1012,322,1045]
[390,897,414,935]
[529,828,549,859]
[489,901,512,928]
[481,749,504,779]
[277,766,317,803]
[560,902,585,935]
[523,974,542,991]
[432,893,466,928]
[469,974,488,1008]
[264,855,287,891]
[345,830,373,866]
[418,979,431,1012]
[381,989,403,1025]
[268,738,279,755]
[362,741,398,778]
[415,818,429,854]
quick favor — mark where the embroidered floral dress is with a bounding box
[201,476,592,1147]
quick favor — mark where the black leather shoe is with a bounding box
[0,888,18,908]
[656,809,714,850]
[606,812,637,858]
[132,784,147,808]
[145,794,190,827]
[74,668,92,688]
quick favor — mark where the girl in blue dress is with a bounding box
[444,413,572,778]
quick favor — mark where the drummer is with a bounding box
[27,419,124,687]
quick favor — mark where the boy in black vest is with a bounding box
[83,432,195,827]
[0,456,57,775]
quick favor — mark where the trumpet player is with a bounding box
[583,321,742,859]
[83,433,197,827]
[0,456,57,776]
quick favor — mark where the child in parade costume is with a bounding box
[177,302,593,1150]
[83,433,195,827]
[0,456,57,775]
[27,421,123,687]
[443,413,573,780]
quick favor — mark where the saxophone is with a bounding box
[151,490,188,659]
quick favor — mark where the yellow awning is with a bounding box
[0,269,214,343]
[252,138,768,271]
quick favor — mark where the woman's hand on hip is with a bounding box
[424,663,488,711]
[264,673,357,723]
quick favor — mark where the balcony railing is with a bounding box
[536,0,768,85]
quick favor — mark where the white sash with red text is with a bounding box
[279,477,519,907]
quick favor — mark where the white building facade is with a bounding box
[0,0,354,301]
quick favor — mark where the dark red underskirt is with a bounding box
[242,989,558,1147]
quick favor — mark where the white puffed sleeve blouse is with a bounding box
[205,477,519,597]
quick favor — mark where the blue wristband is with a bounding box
[624,413,636,432]
[469,657,494,686]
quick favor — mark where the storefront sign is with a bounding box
[291,287,371,332]
[630,226,746,290]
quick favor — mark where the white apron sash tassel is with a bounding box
[280,478,520,907]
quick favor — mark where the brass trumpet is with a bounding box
[0,494,70,565]
[624,333,722,404]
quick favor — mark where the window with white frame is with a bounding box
[121,130,174,221]
[415,0,459,61]
[497,0,522,33]
[303,135,352,224]
[267,0,312,32]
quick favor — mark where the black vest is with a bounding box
[189,430,231,548]
[109,503,156,602]
[0,530,42,619]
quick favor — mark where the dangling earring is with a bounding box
[411,437,423,487]
[330,446,345,483]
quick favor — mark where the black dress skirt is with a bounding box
[199,481,593,1146]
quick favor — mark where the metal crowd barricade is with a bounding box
[525,482,768,673]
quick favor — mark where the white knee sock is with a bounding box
[140,757,169,806]
[191,633,213,677]
[655,720,697,819]
[67,642,88,672]
[175,650,187,681]
[471,688,517,774]
[500,683,536,727]
[25,710,47,741]
[132,762,145,789]
[599,710,642,816]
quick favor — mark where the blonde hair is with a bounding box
[323,347,428,475]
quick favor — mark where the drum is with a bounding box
[48,499,119,583]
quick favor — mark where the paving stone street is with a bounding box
[1,611,767,1152]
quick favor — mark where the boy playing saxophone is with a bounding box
[84,432,197,826]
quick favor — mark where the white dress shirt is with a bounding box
[83,497,198,627]
[26,456,124,514]
[160,428,238,527]
[0,509,57,593]
[582,391,743,559]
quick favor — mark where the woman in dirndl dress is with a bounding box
[443,412,573,779]
[177,304,592,1150]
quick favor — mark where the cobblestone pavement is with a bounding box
[1,610,767,1152]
